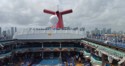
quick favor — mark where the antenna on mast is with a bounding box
[57,4,59,11]
[57,0,64,12]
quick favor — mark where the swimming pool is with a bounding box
[32,58,61,66]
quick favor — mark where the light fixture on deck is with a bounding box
[94,65,101,66]
[85,55,90,58]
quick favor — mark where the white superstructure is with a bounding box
[13,28,85,40]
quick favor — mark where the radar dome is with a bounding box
[49,15,58,25]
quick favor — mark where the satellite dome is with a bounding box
[49,15,58,25]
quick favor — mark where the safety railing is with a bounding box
[82,40,125,60]
[14,29,84,36]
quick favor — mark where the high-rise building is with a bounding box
[7,29,11,36]
[11,27,14,36]
[86,31,90,37]
[95,28,100,34]
[0,27,1,36]
[107,28,112,34]
[2,30,7,37]
[15,27,17,32]
[101,28,106,34]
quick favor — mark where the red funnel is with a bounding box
[43,9,72,28]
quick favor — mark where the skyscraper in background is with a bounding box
[0,27,1,36]
[11,27,14,36]
[95,28,100,34]
[15,27,17,32]
[107,28,112,34]
[101,28,106,34]
[2,31,7,37]
[7,29,11,36]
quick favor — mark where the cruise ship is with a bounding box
[0,5,125,66]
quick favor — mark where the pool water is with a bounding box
[39,59,60,65]
[32,58,61,66]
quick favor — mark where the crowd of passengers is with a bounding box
[0,51,92,66]
[0,42,93,66]
[0,45,12,54]
[0,42,82,55]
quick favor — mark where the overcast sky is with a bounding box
[0,0,125,31]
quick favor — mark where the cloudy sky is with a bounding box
[0,0,125,31]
